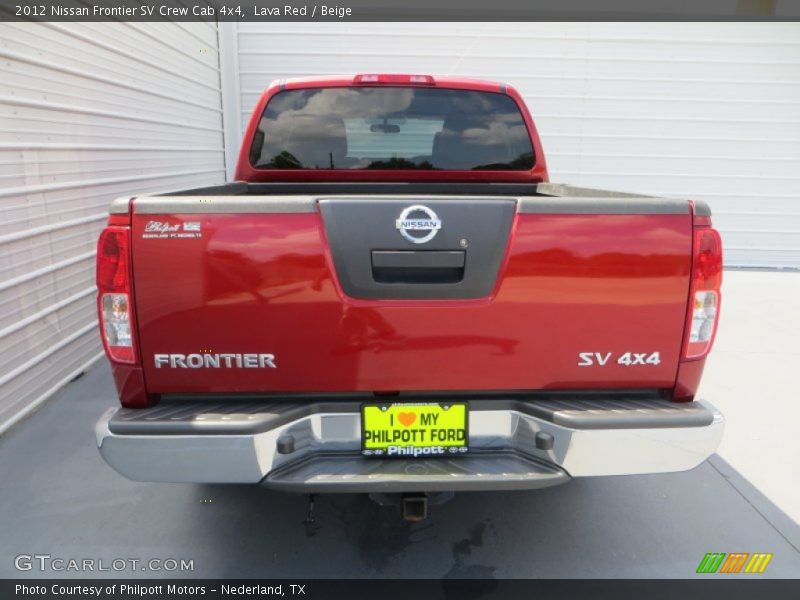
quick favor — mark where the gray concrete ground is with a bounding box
[0,270,798,579]
[700,270,800,525]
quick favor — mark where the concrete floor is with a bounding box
[0,270,798,579]
[700,270,800,525]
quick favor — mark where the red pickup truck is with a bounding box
[94,74,724,517]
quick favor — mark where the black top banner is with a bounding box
[2,0,800,22]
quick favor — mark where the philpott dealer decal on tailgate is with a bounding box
[142,220,202,239]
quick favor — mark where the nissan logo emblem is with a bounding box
[395,205,442,244]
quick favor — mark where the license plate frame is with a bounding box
[360,402,469,458]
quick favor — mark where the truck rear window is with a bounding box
[250,87,534,171]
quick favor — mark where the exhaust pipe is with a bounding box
[401,494,428,522]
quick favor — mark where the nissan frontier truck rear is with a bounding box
[94,74,724,513]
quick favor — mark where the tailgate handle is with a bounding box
[371,251,465,269]
[371,251,465,284]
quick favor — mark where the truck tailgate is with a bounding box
[129,195,692,394]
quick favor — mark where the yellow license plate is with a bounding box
[361,402,468,457]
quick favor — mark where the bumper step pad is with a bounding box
[264,451,569,493]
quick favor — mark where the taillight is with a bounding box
[96,227,137,364]
[684,226,723,360]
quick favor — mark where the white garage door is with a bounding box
[0,23,226,431]
[232,22,800,269]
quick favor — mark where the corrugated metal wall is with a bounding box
[234,22,800,268]
[0,23,226,431]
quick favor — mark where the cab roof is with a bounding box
[270,74,512,94]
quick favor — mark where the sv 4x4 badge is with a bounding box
[578,351,661,367]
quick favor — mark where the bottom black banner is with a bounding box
[3,579,800,600]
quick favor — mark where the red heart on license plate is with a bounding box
[397,412,416,427]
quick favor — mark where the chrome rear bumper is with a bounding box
[95,397,724,492]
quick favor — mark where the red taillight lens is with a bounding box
[97,227,129,291]
[684,227,723,360]
[96,227,137,364]
[693,228,723,290]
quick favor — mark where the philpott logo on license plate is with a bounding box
[361,402,468,457]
